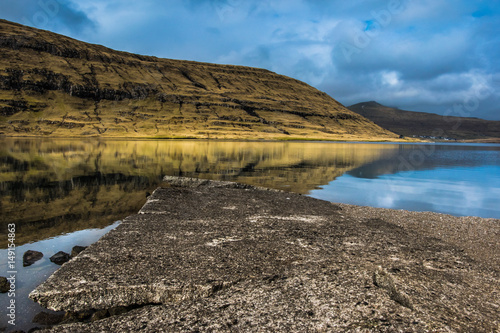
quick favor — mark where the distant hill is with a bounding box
[0,20,396,141]
[348,101,500,141]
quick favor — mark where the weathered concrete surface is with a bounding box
[30,177,499,332]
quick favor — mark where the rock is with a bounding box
[0,276,10,293]
[23,250,43,267]
[29,177,500,332]
[32,311,64,325]
[50,251,70,265]
[71,246,87,258]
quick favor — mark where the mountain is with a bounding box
[348,101,500,141]
[0,20,396,141]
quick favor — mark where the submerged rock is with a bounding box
[49,252,70,265]
[23,250,44,267]
[0,276,9,293]
[70,246,87,258]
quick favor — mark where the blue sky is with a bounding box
[1,0,499,120]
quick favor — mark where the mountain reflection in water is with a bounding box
[0,139,398,247]
[1,139,499,247]
[310,144,500,218]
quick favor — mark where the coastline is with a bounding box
[28,177,499,332]
[0,134,417,143]
[3,133,500,143]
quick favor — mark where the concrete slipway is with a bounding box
[30,177,499,332]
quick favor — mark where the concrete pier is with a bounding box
[30,177,499,332]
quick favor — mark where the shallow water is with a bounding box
[310,144,500,218]
[0,222,119,331]
[0,139,499,331]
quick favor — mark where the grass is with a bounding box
[0,19,400,142]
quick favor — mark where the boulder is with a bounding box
[71,246,87,258]
[50,251,70,265]
[23,250,44,267]
[0,276,10,293]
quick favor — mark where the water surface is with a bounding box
[310,143,500,218]
[1,139,499,331]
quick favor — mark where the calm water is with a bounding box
[1,139,499,331]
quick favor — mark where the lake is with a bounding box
[1,138,499,331]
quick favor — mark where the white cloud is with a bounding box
[381,71,400,86]
[1,0,498,119]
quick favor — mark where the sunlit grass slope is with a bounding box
[0,19,399,141]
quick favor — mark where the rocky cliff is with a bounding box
[0,19,396,140]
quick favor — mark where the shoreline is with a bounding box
[0,134,416,143]
[2,134,500,144]
[29,177,499,332]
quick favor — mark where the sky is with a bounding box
[1,0,499,120]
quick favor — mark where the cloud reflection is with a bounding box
[310,165,500,218]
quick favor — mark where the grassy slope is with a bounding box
[0,19,398,141]
[348,101,500,140]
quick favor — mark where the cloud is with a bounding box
[320,1,500,118]
[1,0,499,119]
[0,0,96,36]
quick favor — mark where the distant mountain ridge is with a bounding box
[0,19,396,140]
[348,101,500,140]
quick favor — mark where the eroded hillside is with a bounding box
[0,20,396,140]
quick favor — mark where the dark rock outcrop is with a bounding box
[0,276,10,293]
[49,252,70,265]
[23,250,44,267]
[70,246,87,258]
